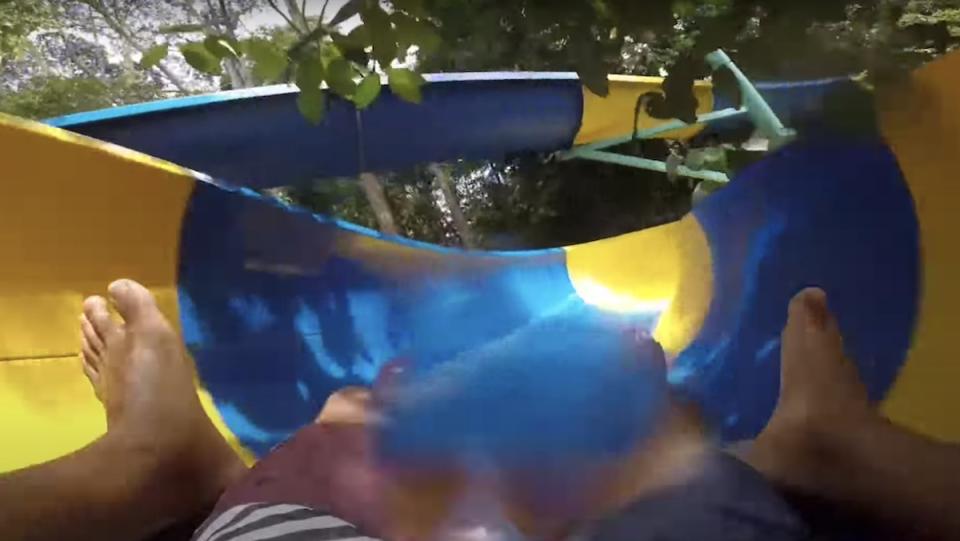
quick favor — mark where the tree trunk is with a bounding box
[212,0,255,88]
[430,164,477,248]
[358,172,399,235]
[224,57,253,88]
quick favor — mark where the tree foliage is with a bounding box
[282,168,460,246]
[0,1,170,119]
[392,0,960,249]
[126,0,441,122]
[456,146,696,249]
[0,74,164,119]
[0,0,54,63]
[2,0,958,250]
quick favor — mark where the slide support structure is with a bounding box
[560,49,796,183]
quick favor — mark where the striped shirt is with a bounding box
[192,503,381,541]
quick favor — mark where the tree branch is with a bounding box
[284,0,311,33]
[359,173,399,235]
[317,0,332,29]
[181,0,205,23]
[80,0,190,93]
[287,23,327,59]
[265,0,301,34]
[213,0,253,88]
[279,21,327,81]
[430,163,477,248]
[213,0,238,39]
[203,0,218,27]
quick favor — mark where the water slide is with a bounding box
[1,52,958,473]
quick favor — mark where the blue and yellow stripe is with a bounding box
[0,114,251,469]
[48,73,717,189]
[2,54,959,473]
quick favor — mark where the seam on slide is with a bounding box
[0,353,77,362]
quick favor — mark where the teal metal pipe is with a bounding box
[574,149,731,183]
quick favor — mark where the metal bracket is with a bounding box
[557,49,796,183]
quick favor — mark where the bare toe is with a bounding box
[780,287,869,416]
[81,334,99,371]
[782,288,845,370]
[107,279,164,330]
[80,314,104,356]
[80,342,103,400]
[77,279,247,529]
[80,299,112,402]
[747,287,875,491]
[83,295,121,346]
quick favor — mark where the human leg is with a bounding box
[0,280,246,541]
[747,288,960,540]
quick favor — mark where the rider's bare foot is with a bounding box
[746,288,879,492]
[80,279,246,517]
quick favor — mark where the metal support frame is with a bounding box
[705,50,796,149]
[573,150,732,182]
[558,49,797,183]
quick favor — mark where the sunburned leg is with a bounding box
[0,279,246,541]
[746,288,960,540]
[209,382,709,541]
[210,386,468,541]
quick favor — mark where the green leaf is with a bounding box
[332,25,371,52]
[319,43,343,67]
[576,61,609,97]
[332,26,372,65]
[203,35,239,60]
[325,57,357,98]
[159,23,206,34]
[295,53,325,90]
[297,86,326,124]
[661,58,698,123]
[354,73,382,109]
[342,48,371,66]
[245,39,288,83]
[138,44,168,70]
[329,0,362,26]
[361,3,398,66]
[180,42,222,75]
[391,12,442,55]
[387,67,426,103]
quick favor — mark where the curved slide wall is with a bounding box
[1,56,958,472]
